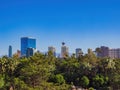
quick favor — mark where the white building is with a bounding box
[61,42,69,58]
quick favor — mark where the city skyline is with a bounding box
[0,0,120,55]
[2,37,120,57]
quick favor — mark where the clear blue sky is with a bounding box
[0,0,120,55]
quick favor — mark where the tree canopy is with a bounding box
[0,51,120,90]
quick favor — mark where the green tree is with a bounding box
[92,75,104,89]
[80,76,89,88]
[53,74,65,85]
[0,74,5,88]
[83,49,98,66]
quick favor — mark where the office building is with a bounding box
[21,37,36,57]
[109,48,120,59]
[61,42,69,58]
[96,46,109,58]
[76,48,83,58]
[8,45,12,58]
[96,46,120,59]
[48,46,56,56]
[26,48,36,57]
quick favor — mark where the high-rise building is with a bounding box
[96,46,120,59]
[96,46,109,58]
[61,42,69,58]
[48,46,56,56]
[109,48,120,59]
[21,37,36,57]
[26,48,36,57]
[8,45,12,58]
[76,48,83,58]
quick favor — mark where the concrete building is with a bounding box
[21,37,36,57]
[109,48,120,59]
[48,46,56,56]
[61,42,69,58]
[76,48,83,58]
[96,46,120,59]
[96,46,109,58]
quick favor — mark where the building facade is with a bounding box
[8,45,12,58]
[96,46,120,59]
[76,48,83,58]
[109,48,120,59]
[21,37,36,57]
[96,46,109,58]
[48,46,56,56]
[26,48,36,57]
[61,43,69,58]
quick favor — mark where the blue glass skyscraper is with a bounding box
[8,45,12,58]
[21,37,36,56]
[26,48,35,57]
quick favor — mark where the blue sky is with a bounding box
[0,0,120,55]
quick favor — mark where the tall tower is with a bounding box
[21,37,36,57]
[61,42,69,58]
[8,45,12,58]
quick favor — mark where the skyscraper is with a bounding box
[21,37,36,57]
[8,45,12,58]
[61,42,69,58]
[96,46,120,59]
[48,46,56,56]
[96,46,109,58]
[109,48,120,59]
[76,48,83,58]
[26,48,36,57]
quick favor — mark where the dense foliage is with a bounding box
[0,50,120,90]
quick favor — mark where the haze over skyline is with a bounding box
[0,0,120,55]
